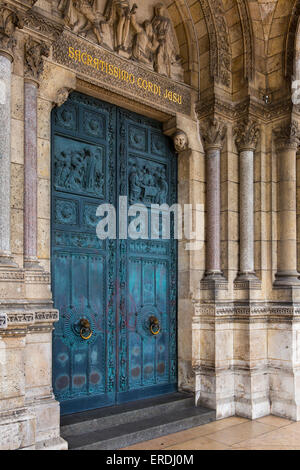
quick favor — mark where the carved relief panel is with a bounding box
[57,0,183,81]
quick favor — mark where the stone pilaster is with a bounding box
[273,121,300,287]
[24,38,49,269]
[234,119,261,289]
[200,118,227,288]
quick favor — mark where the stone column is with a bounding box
[0,4,23,266]
[234,119,261,287]
[23,38,49,269]
[0,52,13,265]
[274,121,300,287]
[200,118,227,285]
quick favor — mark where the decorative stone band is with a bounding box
[0,309,59,331]
[193,302,300,321]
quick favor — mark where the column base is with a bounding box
[24,257,43,271]
[274,271,300,288]
[0,252,18,268]
[0,409,36,450]
[234,272,261,290]
[201,271,228,290]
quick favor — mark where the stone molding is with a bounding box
[199,0,231,87]
[0,309,59,331]
[273,120,300,150]
[196,94,293,124]
[199,117,227,151]
[193,302,300,321]
[234,119,260,152]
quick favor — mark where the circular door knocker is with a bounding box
[149,316,161,336]
[79,318,92,341]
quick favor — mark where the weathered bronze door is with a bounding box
[51,92,177,414]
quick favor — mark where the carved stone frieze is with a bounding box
[199,117,227,151]
[193,302,300,322]
[273,120,300,150]
[23,10,63,40]
[196,94,293,124]
[0,2,24,56]
[24,37,50,81]
[57,0,183,81]
[234,119,260,152]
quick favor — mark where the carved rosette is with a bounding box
[0,2,24,58]
[200,118,227,151]
[24,37,50,83]
[273,120,300,151]
[234,119,260,152]
[173,130,189,153]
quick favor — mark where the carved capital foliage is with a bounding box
[200,118,227,151]
[0,2,24,56]
[273,121,300,150]
[173,130,189,153]
[24,37,50,81]
[234,119,260,152]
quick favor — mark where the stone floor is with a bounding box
[123,416,300,450]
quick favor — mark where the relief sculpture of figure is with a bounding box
[58,0,105,45]
[129,163,142,203]
[104,0,137,52]
[130,14,159,67]
[151,3,181,78]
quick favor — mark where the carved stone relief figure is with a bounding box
[0,3,24,54]
[104,0,137,52]
[58,0,184,81]
[151,3,182,79]
[131,16,158,66]
[58,0,105,45]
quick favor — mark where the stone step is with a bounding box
[61,392,195,437]
[61,393,215,450]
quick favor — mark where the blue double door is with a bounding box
[51,92,177,415]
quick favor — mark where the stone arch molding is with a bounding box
[56,0,185,82]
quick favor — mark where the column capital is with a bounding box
[0,2,24,59]
[199,118,227,152]
[24,37,50,84]
[234,119,260,152]
[273,120,300,151]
